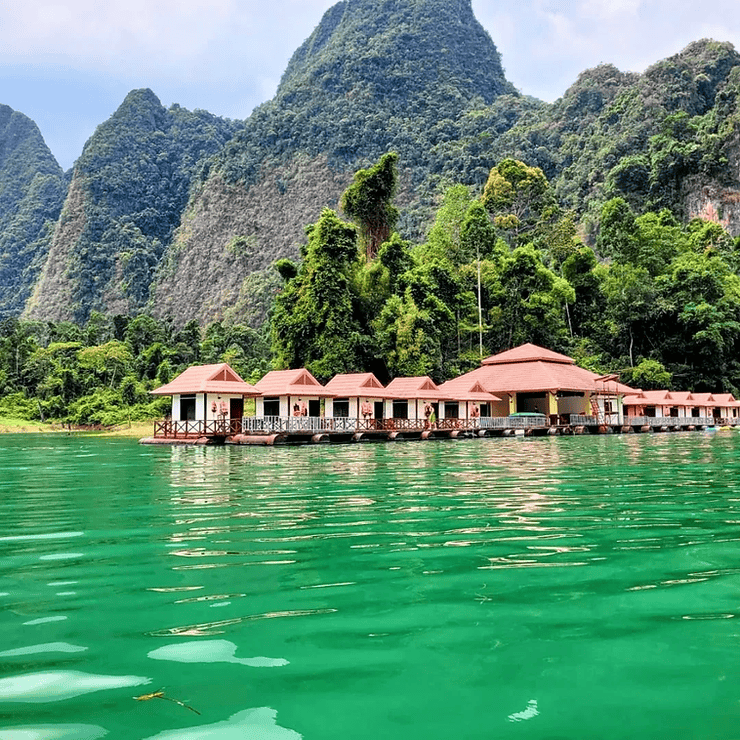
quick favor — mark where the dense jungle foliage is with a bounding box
[271,155,740,394]
[4,153,740,427]
[0,313,270,426]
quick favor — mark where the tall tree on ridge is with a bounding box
[341,152,399,260]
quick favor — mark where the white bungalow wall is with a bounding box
[172,393,206,421]
[256,396,324,417]
[326,397,386,418]
[205,394,244,421]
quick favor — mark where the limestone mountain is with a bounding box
[149,0,521,327]
[7,2,740,330]
[26,89,241,323]
[0,105,67,319]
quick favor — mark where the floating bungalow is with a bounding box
[323,372,388,425]
[622,390,740,429]
[143,343,740,445]
[148,363,259,441]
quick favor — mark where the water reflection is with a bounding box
[148,639,288,667]
[0,724,107,739]
[0,642,87,657]
[4,433,740,738]
[143,707,301,739]
[0,670,149,702]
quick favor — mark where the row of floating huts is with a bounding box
[141,343,740,445]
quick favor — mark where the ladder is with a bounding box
[590,396,605,425]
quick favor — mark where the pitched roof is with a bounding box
[438,379,501,402]
[150,363,259,396]
[384,376,449,400]
[711,393,740,407]
[324,373,389,397]
[254,368,335,397]
[453,343,635,395]
[448,361,617,395]
[623,390,675,406]
[623,390,740,408]
[689,392,716,406]
[481,343,574,366]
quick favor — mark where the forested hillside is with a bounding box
[150,0,522,327]
[26,90,241,323]
[1,0,740,345]
[0,105,67,319]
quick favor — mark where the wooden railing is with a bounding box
[155,413,642,439]
[625,416,715,428]
[479,416,547,429]
[153,419,242,438]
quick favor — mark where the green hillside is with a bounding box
[26,90,241,323]
[3,1,740,333]
[0,105,67,319]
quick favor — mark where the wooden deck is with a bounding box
[144,414,740,445]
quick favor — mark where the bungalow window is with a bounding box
[333,398,349,418]
[479,403,490,418]
[393,399,408,419]
[309,400,320,417]
[180,395,196,421]
[691,407,700,418]
[604,400,613,414]
[263,397,280,417]
[446,402,459,419]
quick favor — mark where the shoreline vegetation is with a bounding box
[4,155,740,433]
[0,416,152,438]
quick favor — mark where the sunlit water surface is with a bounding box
[2,432,740,739]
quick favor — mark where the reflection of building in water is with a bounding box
[168,445,235,506]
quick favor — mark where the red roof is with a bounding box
[150,363,259,396]
[438,379,501,402]
[255,368,335,397]
[384,376,449,400]
[712,393,740,407]
[623,390,740,408]
[448,343,635,395]
[324,373,389,397]
[623,390,675,406]
[481,343,574,366]
[689,392,716,406]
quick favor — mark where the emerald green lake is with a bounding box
[2,432,740,739]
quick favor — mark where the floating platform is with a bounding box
[140,417,730,446]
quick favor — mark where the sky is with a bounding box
[2,0,740,171]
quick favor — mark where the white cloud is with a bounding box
[0,0,332,78]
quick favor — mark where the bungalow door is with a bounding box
[230,398,244,420]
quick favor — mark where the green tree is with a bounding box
[340,153,399,260]
[625,358,672,390]
[482,159,553,245]
[77,341,133,389]
[421,184,474,265]
[485,245,574,352]
[271,209,372,380]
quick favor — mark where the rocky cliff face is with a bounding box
[151,156,352,326]
[9,5,740,329]
[0,105,66,319]
[147,0,516,327]
[26,90,240,323]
